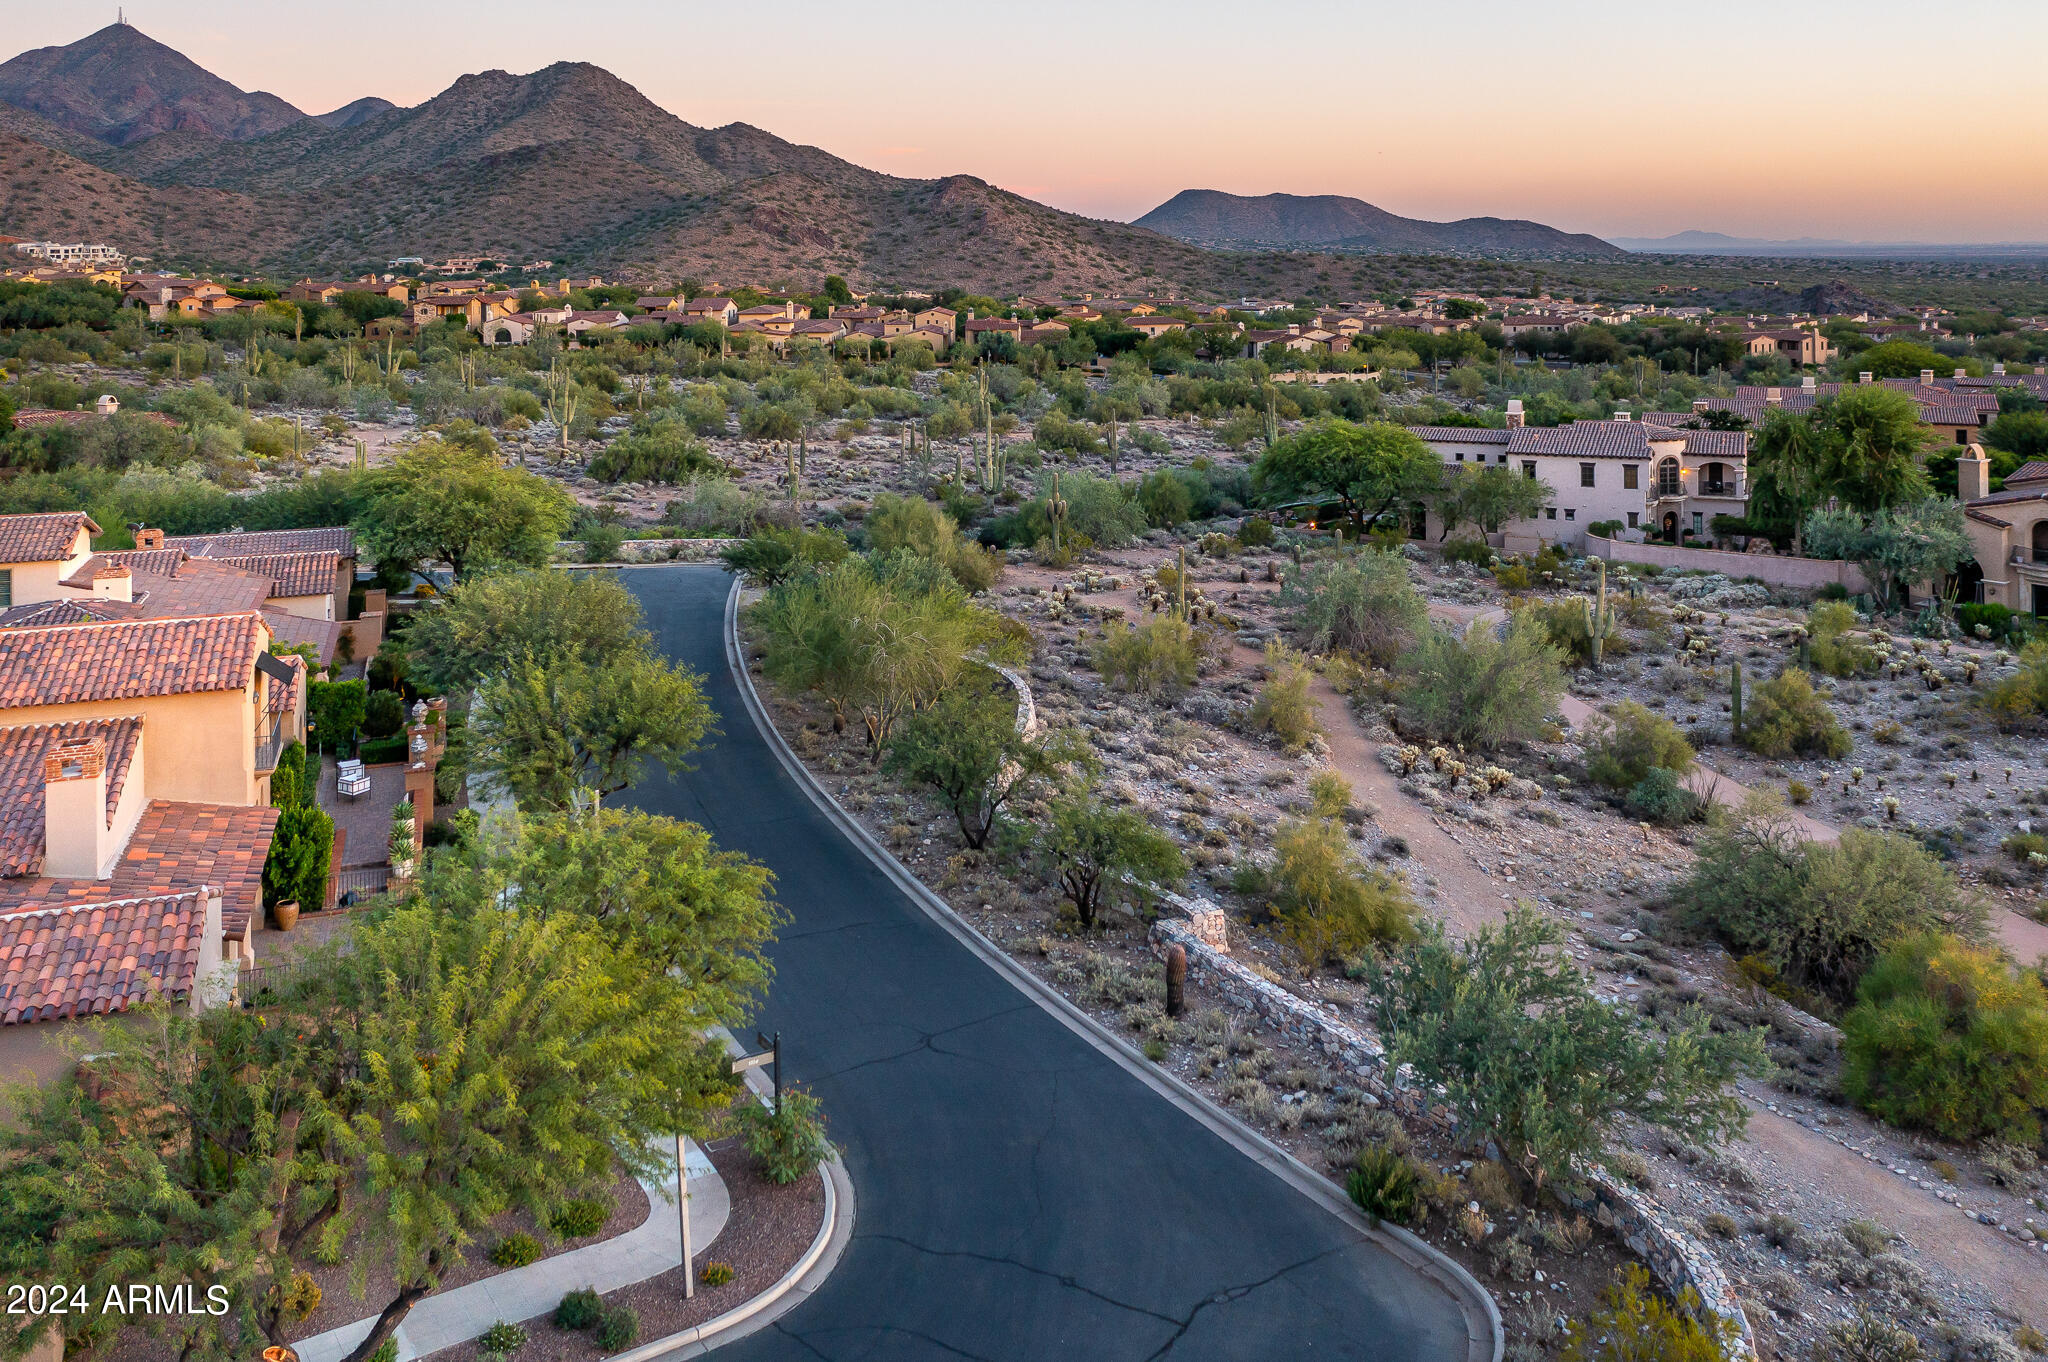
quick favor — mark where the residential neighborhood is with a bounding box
[0,11,2044,1362]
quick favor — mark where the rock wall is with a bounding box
[1587,533,1870,595]
[1149,903,1756,1360]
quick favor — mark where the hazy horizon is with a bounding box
[12,1,2048,245]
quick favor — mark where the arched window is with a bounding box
[2032,519,2048,564]
[1657,458,1682,497]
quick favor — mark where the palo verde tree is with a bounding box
[1365,907,1769,1191]
[1037,785,1187,930]
[353,439,574,580]
[885,673,1090,848]
[401,567,652,694]
[1250,418,1442,533]
[1427,463,1550,542]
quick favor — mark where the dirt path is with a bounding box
[1736,1106,2044,1329]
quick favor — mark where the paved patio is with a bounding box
[318,758,410,867]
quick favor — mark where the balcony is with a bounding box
[254,726,287,772]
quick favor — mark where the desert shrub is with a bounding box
[1957,601,2025,644]
[1093,616,1200,695]
[553,1287,603,1330]
[719,525,849,585]
[1393,616,1565,750]
[265,1270,321,1322]
[489,1231,541,1267]
[1816,1311,1924,1362]
[700,1261,735,1287]
[1561,1265,1737,1362]
[1984,641,2048,721]
[1809,599,1878,677]
[1440,536,1495,567]
[594,1305,639,1351]
[1135,468,1196,527]
[1584,701,1694,789]
[1521,596,1623,666]
[1627,768,1701,827]
[1248,645,1321,753]
[1842,932,2048,1144]
[666,476,767,536]
[1307,769,1353,820]
[864,492,1002,592]
[734,1088,833,1183]
[1269,817,1417,968]
[1681,798,1986,1008]
[1741,668,1852,759]
[588,419,722,484]
[1277,550,1428,665]
[1346,1145,1426,1227]
[479,1321,528,1353]
[551,1196,610,1238]
[1238,515,1275,547]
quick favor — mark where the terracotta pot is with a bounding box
[274,900,300,932]
[262,1348,299,1362]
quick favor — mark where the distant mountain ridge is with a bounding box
[1613,229,2048,259]
[0,24,1607,294]
[1134,189,1621,258]
[0,23,304,145]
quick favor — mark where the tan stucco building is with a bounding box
[1961,452,2048,617]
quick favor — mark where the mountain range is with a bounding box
[0,23,1615,293]
[1134,189,1621,258]
[1612,229,2048,259]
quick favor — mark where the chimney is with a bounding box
[1613,409,1631,422]
[1505,399,1525,429]
[1993,362,2006,376]
[43,737,111,880]
[1954,368,1967,380]
[1801,375,1816,392]
[1920,369,1935,385]
[1692,398,1710,413]
[134,526,164,550]
[94,394,119,416]
[1765,388,1782,406]
[559,278,570,296]
[1858,371,1874,384]
[1959,442,1991,503]
[89,565,131,602]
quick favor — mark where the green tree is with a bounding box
[885,676,1087,848]
[1277,550,1428,666]
[1038,787,1187,930]
[354,440,573,580]
[1747,408,1830,553]
[1848,340,1974,380]
[1815,385,1932,513]
[307,678,367,753]
[1268,816,1416,968]
[719,525,850,586]
[1428,463,1550,542]
[402,568,650,694]
[1739,667,1852,759]
[1583,701,1694,789]
[1365,907,1768,1190]
[1250,419,1442,533]
[1393,615,1565,749]
[1985,410,2048,462]
[468,651,712,809]
[1842,933,2048,1143]
[1561,1265,1736,1362]
[589,420,724,484]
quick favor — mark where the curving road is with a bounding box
[618,565,1480,1362]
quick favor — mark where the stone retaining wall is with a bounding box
[552,537,737,564]
[1148,903,1756,1359]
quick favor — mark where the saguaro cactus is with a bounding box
[1730,660,1744,737]
[1048,471,1069,554]
[1176,545,1188,620]
[1590,558,1609,669]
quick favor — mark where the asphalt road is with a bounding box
[618,565,1475,1362]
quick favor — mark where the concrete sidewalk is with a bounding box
[292,1139,726,1362]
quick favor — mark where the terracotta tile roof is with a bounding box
[1677,429,1750,459]
[0,801,278,939]
[11,410,176,430]
[2005,460,2048,487]
[0,599,142,628]
[1506,423,1660,460]
[164,527,355,558]
[0,512,95,565]
[0,614,265,708]
[1410,426,1512,444]
[208,551,340,599]
[259,609,341,667]
[129,559,274,617]
[0,719,141,875]
[0,890,209,1025]
[97,548,187,576]
[266,655,304,715]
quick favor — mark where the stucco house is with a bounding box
[1960,452,2048,616]
[0,512,96,611]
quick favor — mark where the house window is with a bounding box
[1627,511,1639,528]
[1545,507,1557,520]
[1691,512,1704,536]
[1580,463,1596,488]
[1564,509,1575,520]
[1454,451,1465,462]
[1657,458,1681,496]
[1623,465,1639,490]
[1956,429,1968,444]
[1522,461,1537,480]
[0,569,10,609]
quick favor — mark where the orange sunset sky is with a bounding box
[15,0,2048,242]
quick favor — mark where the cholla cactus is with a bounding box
[1963,659,1980,684]
[1942,771,1958,788]
[1882,796,1901,821]
[1994,650,2012,666]
[1428,745,1451,771]
[1851,767,1864,785]
[1940,641,1953,657]
[1395,745,1423,775]
[1482,765,1515,792]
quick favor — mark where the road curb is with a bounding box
[606,1084,853,1362]
[722,576,1502,1362]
